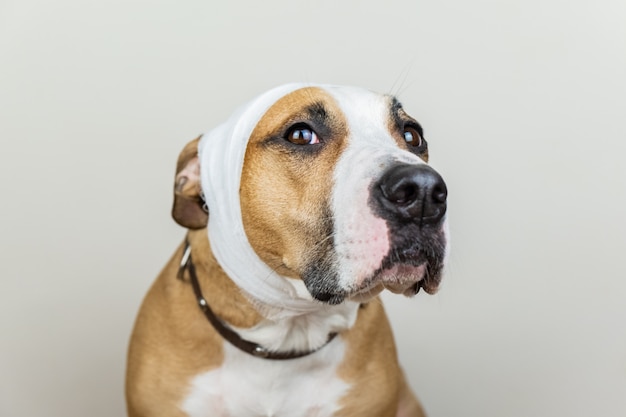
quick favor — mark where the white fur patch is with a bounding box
[326,86,427,292]
[181,340,350,417]
[235,296,359,352]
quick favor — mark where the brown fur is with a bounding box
[240,87,348,278]
[171,136,208,229]
[126,229,264,417]
[335,301,425,417]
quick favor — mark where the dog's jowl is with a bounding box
[126,84,448,417]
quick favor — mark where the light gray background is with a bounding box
[1,0,625,416]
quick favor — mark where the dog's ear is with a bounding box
[172,136,208,229]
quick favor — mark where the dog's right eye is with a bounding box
[285,124,320,145]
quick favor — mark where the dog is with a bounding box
[126,84,448,417]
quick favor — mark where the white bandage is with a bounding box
[198,83,325,319]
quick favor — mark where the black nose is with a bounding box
[375,164,447,225]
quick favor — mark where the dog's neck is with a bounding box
[185,230,360,353]
[186,229,264,328]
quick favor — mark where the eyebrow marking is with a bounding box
[390,96,403,112]
[302,101,329,127]
[388,96,424,138]
[294,101,345,145]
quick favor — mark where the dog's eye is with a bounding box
[403,126,423,147]
[285,124,320,145]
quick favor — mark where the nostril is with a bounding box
[432,184,447,205]
[384,183,418,205]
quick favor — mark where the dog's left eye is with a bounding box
[403,126,423,147]
[285,124,320,145]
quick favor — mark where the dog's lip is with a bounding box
[417,276,440,295]
[348,262,430,301]
[378,263,427,294]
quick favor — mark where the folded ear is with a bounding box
[172,136,208,229]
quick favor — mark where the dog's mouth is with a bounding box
[347,243,444,302]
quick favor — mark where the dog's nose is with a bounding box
[375,164,447,225]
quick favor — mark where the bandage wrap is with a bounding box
[198,83,323,319]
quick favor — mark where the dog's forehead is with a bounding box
[248,86,394,141]
[324,85,393,114]
[324,86,398,139]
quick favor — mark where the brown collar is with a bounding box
[178,240,337,360]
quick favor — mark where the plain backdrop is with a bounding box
[1,0,625,416]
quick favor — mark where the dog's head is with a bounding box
[173,84,448,310]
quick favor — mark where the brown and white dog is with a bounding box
[126,84,449,417]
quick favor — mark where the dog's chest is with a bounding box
[181,340,350,417]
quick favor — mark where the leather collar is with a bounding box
[178,240,337,360]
